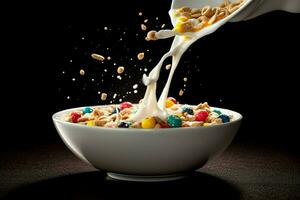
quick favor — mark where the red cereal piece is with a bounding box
[160,122,170,128]
[120,102,133,110]
[167,97,177,104]
[195,110,208,122]
[71,112,81,123]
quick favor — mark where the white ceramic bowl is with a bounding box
[53,106,242,182]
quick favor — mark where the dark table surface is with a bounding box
[1,140,299,200]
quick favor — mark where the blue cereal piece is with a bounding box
[118,121,131,128]
[218,114,230,123]
[82,107,93,114]
[182,105,194,115]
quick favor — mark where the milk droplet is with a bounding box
[133,84,138,89]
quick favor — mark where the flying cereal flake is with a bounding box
[165,64,171,70]
[161,24,166,28]
[117,75,122,80]
[79,69,85,76]
[107,56,111,60]
[146,30,157,41]
[141,24,147,31]
[137,52,144,60]
[101,93,107,101]
[179,89,184,96]
[138,12,143,16]
[113,93,117,99]
[117,66,125,74]
[183,77,188,82]
[91,53,105,61]
[144,19,148,23]
[104,27,108,30]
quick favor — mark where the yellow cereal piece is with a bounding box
[141,117,156,129]
[87,120,95,126]
[175,113,183,117]
[165,99,175,108]
[203,123,210,126]
[175,22,184,33]
[178,16,188,22]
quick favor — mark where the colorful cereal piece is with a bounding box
[70,112,81,123]
[87,120,95,126]
[167,97,177,104]
[182,105,194,115]
[167,115,182,128]
[141,117,157,128]
[213,109,222,115]
[195,110,208,122]
[166,99,175,108]
[218,114,230,123]
[82,107,93,114]
[175,112,183,117]
[160,122,170,128]
[120,102,133,110]
[118,121,131,128]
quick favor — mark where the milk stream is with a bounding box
[129,8,241,122]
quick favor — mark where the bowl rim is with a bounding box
[52,105,242,132]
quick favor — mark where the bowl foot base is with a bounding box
[107,172,187,182]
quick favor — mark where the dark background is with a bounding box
[1,1,300,199]
[4,0,299,151]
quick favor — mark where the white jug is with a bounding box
[229,0,300,22]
